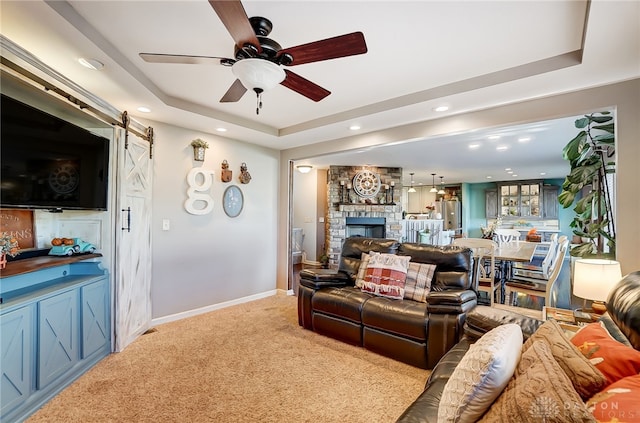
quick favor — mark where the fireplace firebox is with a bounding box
[345,217,386,239]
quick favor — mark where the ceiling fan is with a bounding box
[140,0,368,114]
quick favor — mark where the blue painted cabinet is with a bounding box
[0,258,109,423]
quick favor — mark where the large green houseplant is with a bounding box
[558,112,616,258]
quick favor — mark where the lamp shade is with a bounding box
[573,259,622,302]
[232,59,285,92]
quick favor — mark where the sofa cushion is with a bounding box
[464,305,543,341]
[571,322,640,385]
[479,340,595,423]
[360,252,410,299]
[438,323,522,423]
[523,319,607,399]
[398,243,472,290]
[361,296,428,342]
[606,270,640,351]
[404,262,436,303]
[311,287,372,324]
[586,374,640,422]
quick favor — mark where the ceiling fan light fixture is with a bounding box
[232,58,285,92]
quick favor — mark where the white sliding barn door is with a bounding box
[114,128,153,351]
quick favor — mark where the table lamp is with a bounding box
[573,258,622,314]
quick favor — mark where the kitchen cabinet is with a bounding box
[485,189,498,218]
[0,257,110,423]
[542,185,560,218]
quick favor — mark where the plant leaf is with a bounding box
[575,117,589,129]
[592,133,615,144]
[593,123,615,133]
[562,131,586,162]
[588,116,613,124]
[558,190,576,208]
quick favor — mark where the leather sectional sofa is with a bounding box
[397,270,640,422]
[297,237,477,369]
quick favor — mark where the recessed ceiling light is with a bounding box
[505,168,512,171]
[488,135,501,140]
[78,57,104,70]
[518,136,532,143]
[496,145,509,151]
[349,125,361,131]
[507,170,513,174]
[540,172,547,176]
[216,127,227,132]
[468,143,480,149]
[136,106,151,113]
[486,176,492,179]
[433,105,449,112]
[512,174,518,177]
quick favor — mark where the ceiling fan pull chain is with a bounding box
[255,88,264,115]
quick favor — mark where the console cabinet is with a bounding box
[0,257,109,423]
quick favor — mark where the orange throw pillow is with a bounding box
[571,322,640,385]
[586,374,640,422]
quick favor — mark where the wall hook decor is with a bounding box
[190,138,209,161]
[239,162,252,184]
[221,160,232,182]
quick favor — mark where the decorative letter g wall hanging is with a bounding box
[185,168,214,215]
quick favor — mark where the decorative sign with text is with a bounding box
[0,209,36,249]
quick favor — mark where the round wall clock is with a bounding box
[352,170,381,198]
[223,185,244,218]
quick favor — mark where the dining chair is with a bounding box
[504,238,569,309]
[493,228,522,244]
[513,233,559,278]
[453,238,499,306]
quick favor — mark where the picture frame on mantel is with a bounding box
[0,209,36,250]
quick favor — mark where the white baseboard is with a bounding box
[151,289,279,327]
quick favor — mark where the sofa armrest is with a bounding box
[463,305,543,341]
[299,268,350,290]
[426,289,477,314]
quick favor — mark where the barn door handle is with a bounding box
[121,207,131,232]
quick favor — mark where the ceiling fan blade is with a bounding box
[140,53,232,65]
[208,0,261,53]
[281,70,330,102]
[278,32,367,66]
[220,79,247,103]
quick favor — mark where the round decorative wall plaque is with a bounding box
[223,185,244,218]
[352,170,381,198]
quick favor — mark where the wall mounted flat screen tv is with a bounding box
[1,94,110,211]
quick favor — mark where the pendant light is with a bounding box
[408,172,417,193]
[429,173,438,193]
[437,176,446,195]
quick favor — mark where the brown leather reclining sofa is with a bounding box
[297,237,477,369]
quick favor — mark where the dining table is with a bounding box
[493,240,539,303]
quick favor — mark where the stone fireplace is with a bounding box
[325,166,403,267]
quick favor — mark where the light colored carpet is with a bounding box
[28,293,430,422]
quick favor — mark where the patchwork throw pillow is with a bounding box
[479,341,596,423]
[438,323,523,423]
[354,252,371,288]
[360,252,410,299]
[570,322,640,385]
[523,319,607,399]
[403,262,436,302]
[586,374,640,422]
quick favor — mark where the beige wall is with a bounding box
[278,79,640,289]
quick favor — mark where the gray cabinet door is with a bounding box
[542,186,559,218]
[81,278,110,359]
[1,306,33,415]
[485,189,498,218]
[38,290,79,388]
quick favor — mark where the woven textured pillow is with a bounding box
[438,323,522,423]
[479,341,596,423]
[523,319,607,399]
[360,252,410,299]
[403,262,436,302]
